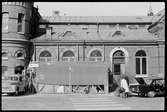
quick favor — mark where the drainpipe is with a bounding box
[57,43,59,61]
[83,40,86,61]
[158,43,160,74]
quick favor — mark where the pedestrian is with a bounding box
[119,76,130,98]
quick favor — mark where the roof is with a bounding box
[33,29,155,41]
[155,9,165,16]
[148,9,165,32]
[150,9,165,22]
[39,16,153,23]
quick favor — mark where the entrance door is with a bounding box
[113,63,125,75]
[113,64,121,75]
[109,50,126,92]
[112,50,125,75]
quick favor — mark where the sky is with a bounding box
[34,2,165,16]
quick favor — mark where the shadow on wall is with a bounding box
[109,79,118,92]
[28,42,35,64]
[30,19,50,40]
[108,68,119,92]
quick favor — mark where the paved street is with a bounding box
[2,93,164,110]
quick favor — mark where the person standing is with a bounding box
[120,76,130,98]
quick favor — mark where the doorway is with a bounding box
[112,50,125,81]
[109,48,128,92]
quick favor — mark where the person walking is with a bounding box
[120,76,130,98]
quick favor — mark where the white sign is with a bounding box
[28,63,39,68]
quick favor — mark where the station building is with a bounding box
[2,2,165,93]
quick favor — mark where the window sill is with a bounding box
[2,57,8,60]
[135,75,148,78]
[16,57,25,60]
[17,32,24,35]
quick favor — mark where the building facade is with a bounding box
[2,2,40,74]
[33,12,165,76]
[2,2,165,93]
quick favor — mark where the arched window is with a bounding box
[39,50,52,62]
[2,51,8,60]
[2,52,8,57]
[15,50,25,59]
[135,50,147,75]
[89,50,103,62]
[113,50,125,57]
[62,50,75,62]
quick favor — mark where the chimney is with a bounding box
[52,10,60,16]
[147,3,154,16]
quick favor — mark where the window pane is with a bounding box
[136,58,140,74]
[70,58,75,62]
[89,57,96,62]
[97,57,102,61]
[62,51,74,57]
[90,50,102,57]
[18,13,24,32]
[62,57,68,62]
[39,51,52,57]
[17,53,23,57]
[135,50,146,56]
[47,58,51,62]
[142,58,147,74]
[2,13,9,32]
[15,50,24,58]
[40,58,45,62]
[113,58,125,64]
[114,64,120,75]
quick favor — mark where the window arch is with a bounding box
[135,50,146,56]
[113,50,125,64]
[62,50,75,62]
[2,52,8,57]
[2,51,8,60]
[15,50,25,59]
[113,50,125,58]
[89,50,103,62]
[39,50,52,62]
[135,50,147,75]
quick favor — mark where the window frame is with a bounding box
[2,12,9,33]
[17,13,24,33]
[39,50,52,63]
[88,49,103,62]
[135,50,148,77]
[61,50,75,62]
[15,50,25,59]
[2,51,8,60]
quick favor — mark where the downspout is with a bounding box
[158,43,160,73]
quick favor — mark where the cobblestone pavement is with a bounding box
[2,93,164,110]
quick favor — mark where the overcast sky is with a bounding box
[34,2,165,16]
